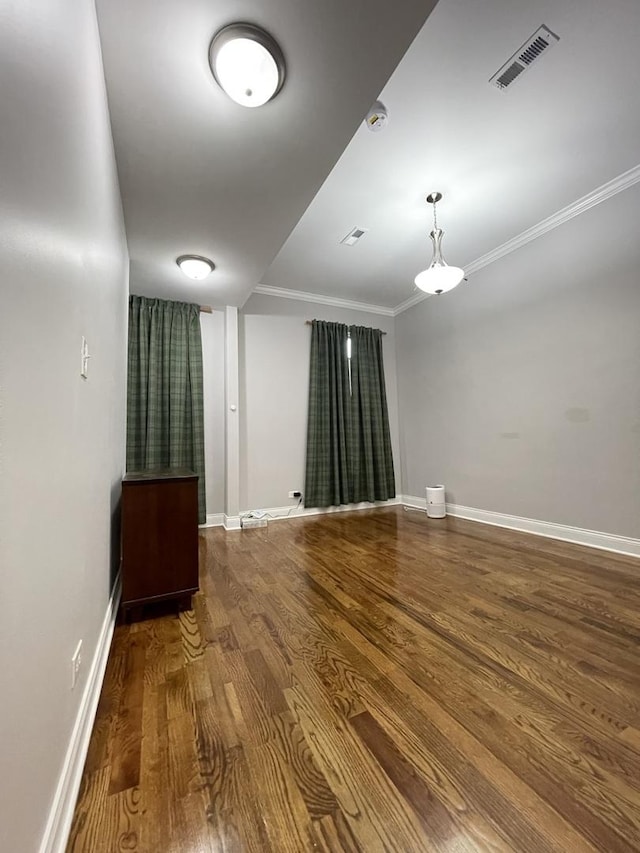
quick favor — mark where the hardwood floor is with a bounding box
[68,507,640,851]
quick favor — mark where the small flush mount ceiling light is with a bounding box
[209,23,286,108]
[414,192,465,295]
[176,255,215,280]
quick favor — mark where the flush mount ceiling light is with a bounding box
[414,192,465,295]
[176,255,215,280]
[209,23,285,108]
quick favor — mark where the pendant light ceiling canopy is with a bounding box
[176,255,215,280]
[414,192,465,295]
[209,23,286,108]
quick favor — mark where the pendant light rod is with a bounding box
[426,192,442,231]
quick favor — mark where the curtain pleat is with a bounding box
[126,295,206,523]
[304,320,395,508]
[349,325,395,502]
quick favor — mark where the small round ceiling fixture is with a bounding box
[209,23,285,108]
[176,255,215,280]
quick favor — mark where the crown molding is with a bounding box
[394,161,640,316]
[464,162,640,276]
[392,291,431,316]
[253,163,640,319]
[252,284,395,317]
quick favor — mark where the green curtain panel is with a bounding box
[304,321,352,507]
[304,320,395,508]
[126,295,206,523]
[349,325,396,503]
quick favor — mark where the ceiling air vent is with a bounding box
[490,25,559,91]
[340,227,368,246]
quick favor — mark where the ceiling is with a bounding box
[96,0,437,308]
[98,0,640,311]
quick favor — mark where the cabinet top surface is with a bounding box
[123,468,197,483]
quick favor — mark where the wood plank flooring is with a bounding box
[68,507,640,851]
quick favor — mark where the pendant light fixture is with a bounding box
[209,23,286,108]
[414,192,464,295]
[176,255,215,280]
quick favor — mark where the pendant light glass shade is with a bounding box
[414,192,464,295]
[414,229,464,294]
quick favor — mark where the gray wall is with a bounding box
[239,294,400,511]
[201,310,226,515]
[396,183,640,539]
[0,1,129,849]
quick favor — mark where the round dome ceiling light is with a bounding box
[176,255,215,280]
[209,23,286,108]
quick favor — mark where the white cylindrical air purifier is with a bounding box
[426,485,446,518]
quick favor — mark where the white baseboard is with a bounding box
[199,512,224,528]
[240,497,401,524]
[400,496,429,511]
[39,575,122,853]
[198,500,401,533]
[400,495,640,559]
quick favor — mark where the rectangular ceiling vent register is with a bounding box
[490,25,559,91]
[340,227,368,246]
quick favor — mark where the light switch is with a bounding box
[81,337,90,379]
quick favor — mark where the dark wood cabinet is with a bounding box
[121,468,199,618]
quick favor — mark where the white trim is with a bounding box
[223,514,241,531]
[400,496,640,559]
[393,161,640,315]
[392,291,431,316]
[39,575,122,853]
[249,164,640,319]
[252,284,395,317]
[199,513,224,528]
[239,498,401,524]
[464,163,640,278]
[401,494,428,509]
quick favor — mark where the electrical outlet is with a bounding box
[288,490,302,499]
[71,640,83,689]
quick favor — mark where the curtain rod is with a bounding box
[199,306,213,313]
[304,320,386,334]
